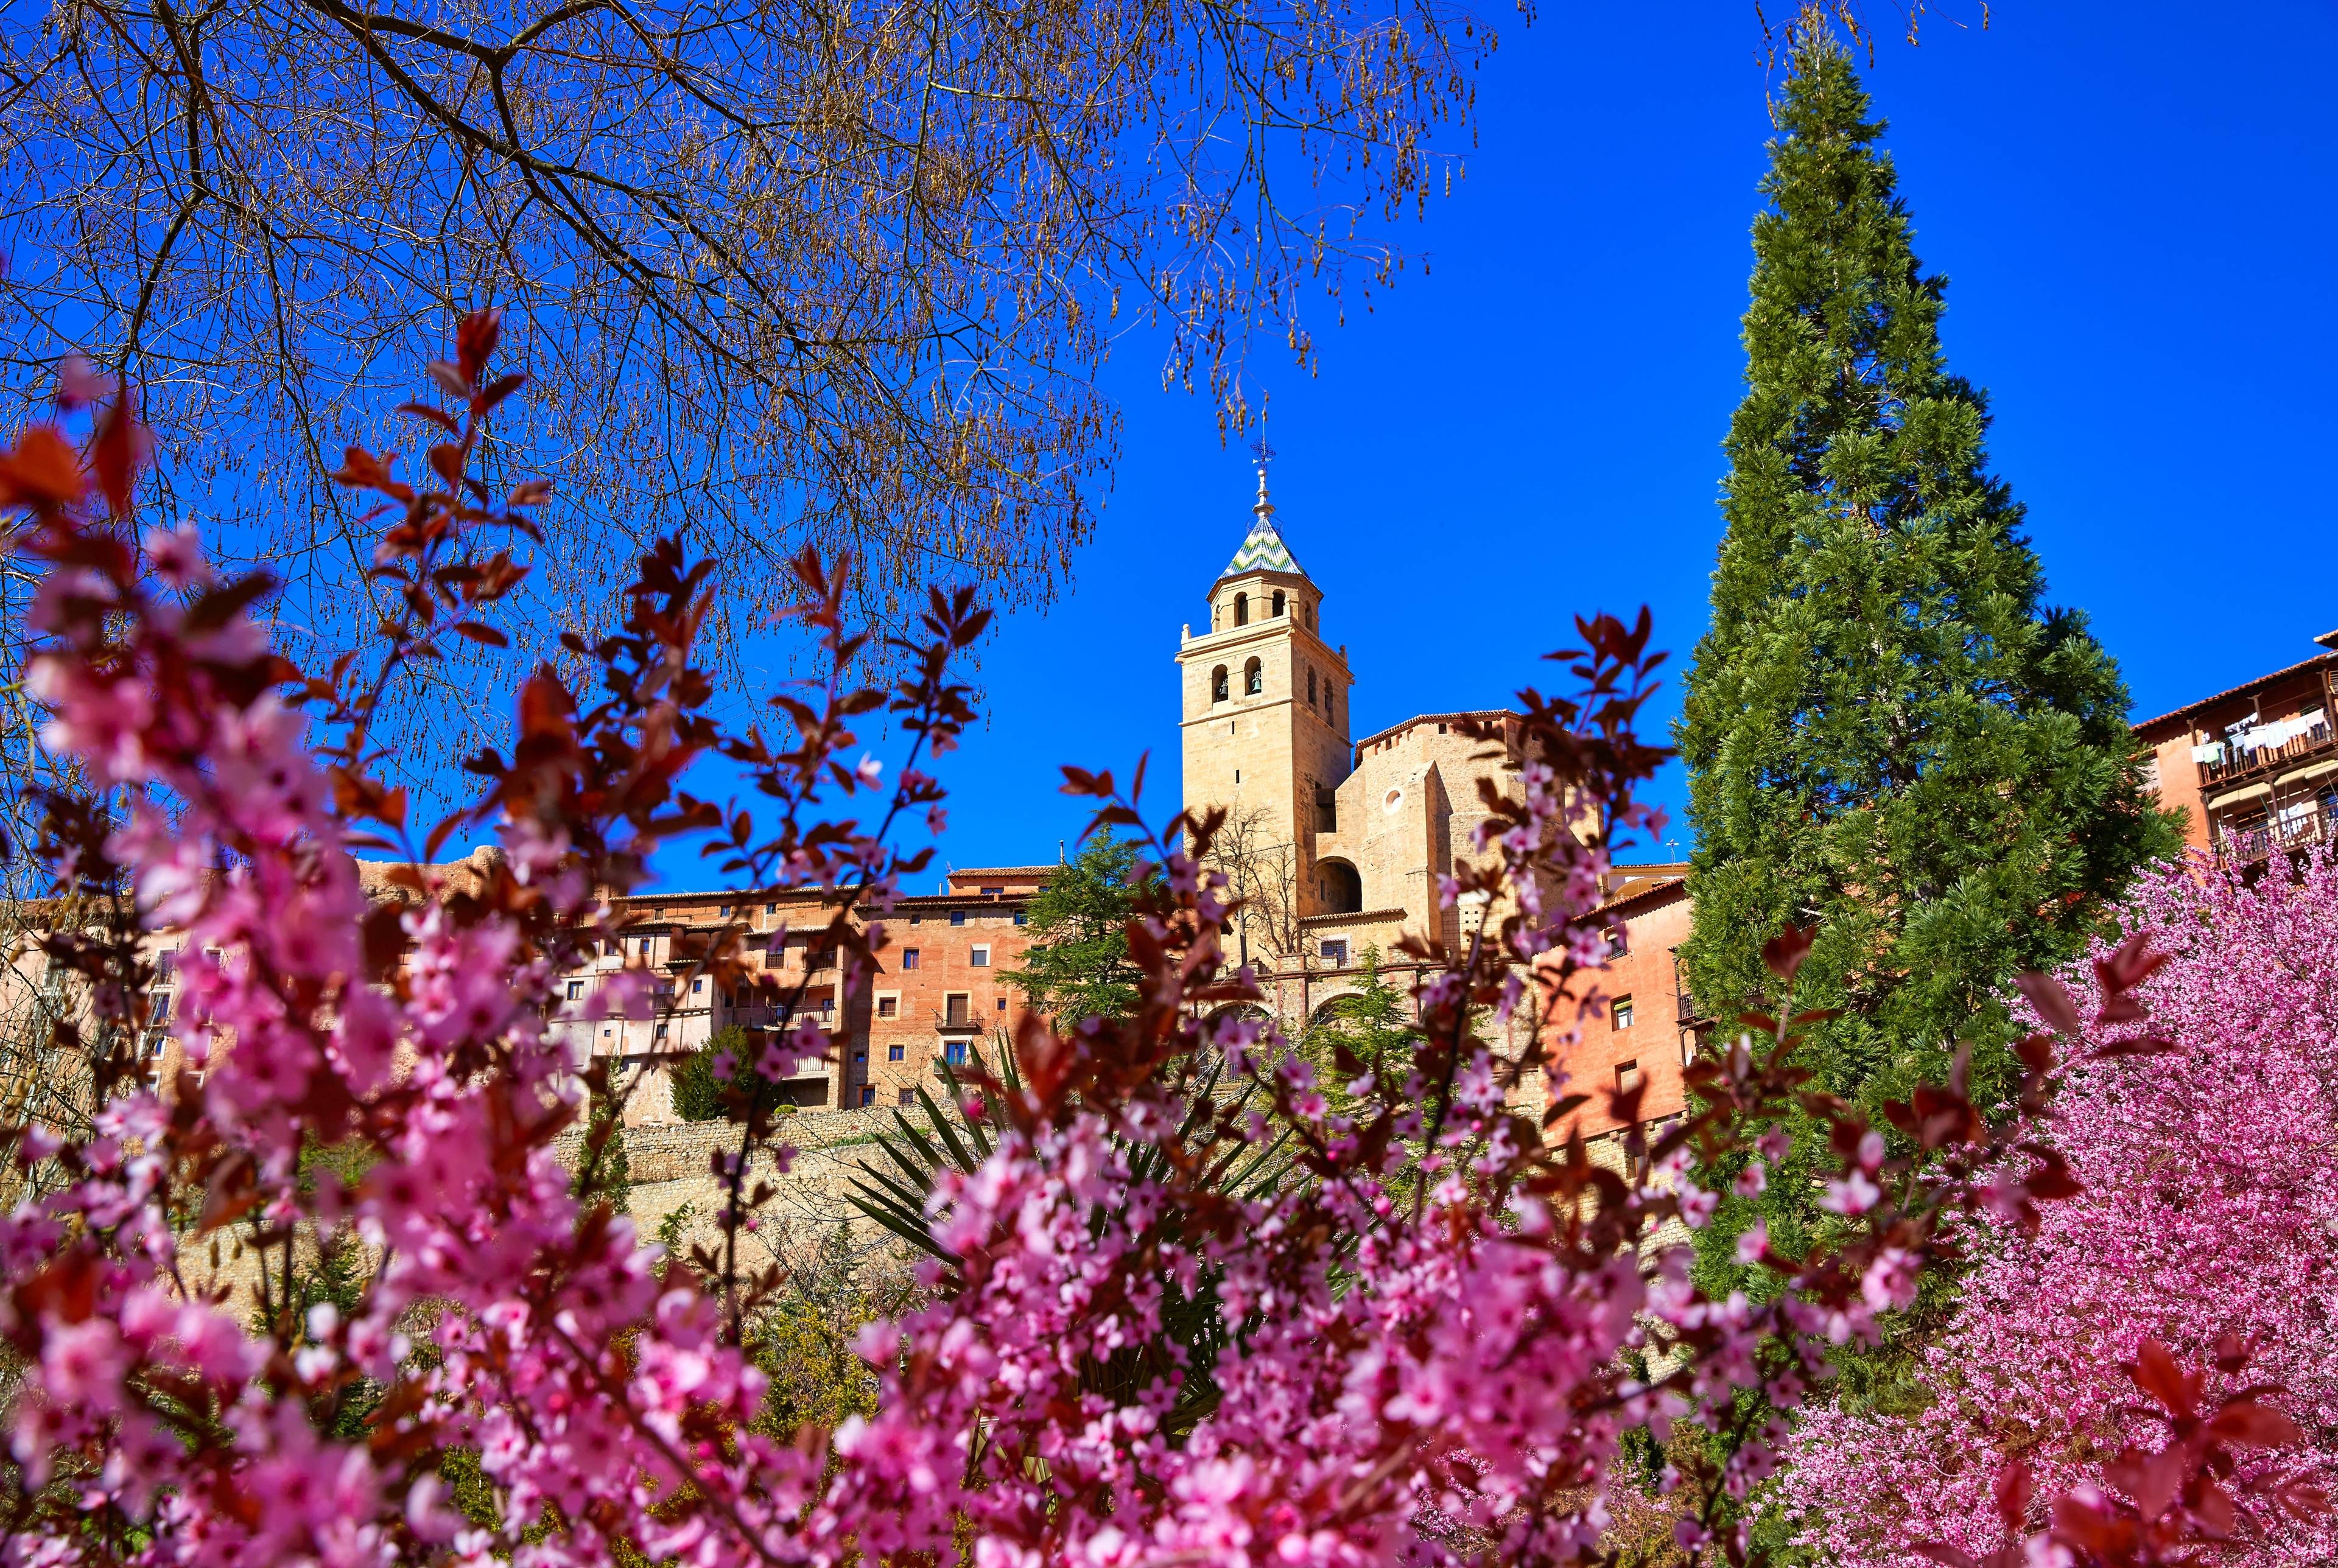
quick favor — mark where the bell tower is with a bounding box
[1176,471,1353,913]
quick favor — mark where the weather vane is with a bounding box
[1249,436,1276,469]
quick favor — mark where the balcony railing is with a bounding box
[2198,695,2337,788]
[2217,803,2337,865]
[1673,953,1711,1026]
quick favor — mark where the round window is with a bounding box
[1383,788,1404,814]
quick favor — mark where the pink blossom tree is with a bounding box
[0,325,2311,1567]
[1782,859,2338,1566]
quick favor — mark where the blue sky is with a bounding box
[659,0,2337,889]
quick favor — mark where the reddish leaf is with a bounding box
[478,372,529,413]
[2093,932,2169,1000]
[2129,1338,2199,1419]
[0,424,86,509]
[2088,1036,2176,1060]
[395,401,461,434]
[1993,1457,2034,1534]
[455,308,502,382]
[1762,923,1814,984]
[425,360,471,401]
[89,386,149,517]
[2207,1399,2303,1449]
[16,1250,99,1326]
[2014,970,2085,1036]
[2105,1444,2188,1522]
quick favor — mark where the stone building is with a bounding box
[2134,629,2338,867]
[1546,867,1700,1146]
[50,480,2317,1153]
[1169,474,1665,1117]
[544,866,1047,1122]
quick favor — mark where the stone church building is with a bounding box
[1173,475,1697,1141]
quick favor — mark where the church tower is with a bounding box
[1176,472,1354,915]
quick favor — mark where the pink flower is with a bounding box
[1859,1247,1918,1313]
[1819,1169,1881,1216]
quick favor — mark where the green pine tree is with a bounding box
[673,1025,747,1122]
[1299,948,1422,1108]
[1007,836,1163,1023]
[1678,34,2177,1306]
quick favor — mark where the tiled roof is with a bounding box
[2133,649,2338,733]
[1221,515,1307,580]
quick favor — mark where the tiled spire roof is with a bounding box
[1220,467,1308,579]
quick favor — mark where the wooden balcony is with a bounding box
[2217,802,2337,866]
[2197,673,2338,788]
[1673,953,1711,1027]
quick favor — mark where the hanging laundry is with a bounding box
[2192,740,2227,765]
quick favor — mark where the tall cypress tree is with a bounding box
[1679,35,2177,1278]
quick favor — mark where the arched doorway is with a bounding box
[1316,858,1363,914]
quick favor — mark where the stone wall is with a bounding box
[555,1107,907,1267]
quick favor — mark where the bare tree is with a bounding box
[1204,804,1307,975]
[0,0,1497,770]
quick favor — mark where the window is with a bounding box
[1271,589,1285,617]
[1234,592,1249,626]
[765,903,776,915]
[639,937,653,954]
[1307,668,1317,705]
[1212,665,1229,702]
[854,1049,867,1064]
[152,993,171,1021]
[1606,928,1628,959]
[718,904,731,917]
[950,909,967,926]
[1616,1060,1642,1094]
[155,949,176,982]
[945,994,971,1027]
[996,996,1008,1012]
[945,1040,969,1066]
[878,996,898,1018]
[1680,1031,1699,1067]
[692,978,704,993]
[567,980,584,1000]
[903,949,921,970]
[980,884,1003,895]
[1244,658,1263,696]
[1322,939,1349,965]
[910,912,922,925]
[1013,910,1026,926]
[1305,603,1313,628]
[971,945,990,968]
[1612,996,1634,1031]
[1324,689,1335,724]
[888,1043,905,1060]
[862,1086,877,1107]
[899,1087,916,1105]
[655,1021,669,1040]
